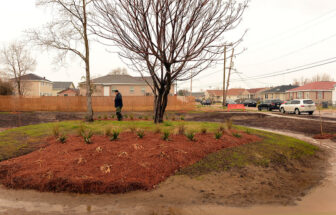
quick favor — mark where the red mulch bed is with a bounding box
[0,131,260,194]
[313,133,335,139]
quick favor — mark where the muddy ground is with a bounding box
[1,111,335,136]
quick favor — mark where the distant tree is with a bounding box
[293,73,334,86]
[0,41,36,96]
[0,80,13,95]
[27,0,94,122]
[93,0,247,123]
[177,89,190,96]
[109,68,128,75]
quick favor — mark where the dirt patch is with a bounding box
[0,131,259,194]
[313,133,335,139]
[187,112,336,136]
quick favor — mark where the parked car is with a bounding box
[225,99,236,106]
[258,99,283,111]
[280,99,316,115]
[243,99,257,107]
[201,99,212,106]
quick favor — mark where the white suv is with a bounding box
[280,99,316,115]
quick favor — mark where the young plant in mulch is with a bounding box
[162,130,170,141]
[51,124,60,138]
[110,114,115,119]
[214,131,223,139]
[124,114,128,119]
[180,116,185,121]
[138,115,143,120]
[201,127,207,134]
[185,130,196,141]
[58,133,67,144]
[136,129,145,139]
[232,132,242,138]
[81,129,93,144]
[178,124,186,135]
[97,115,102,120]
[103,114,108,120]
[129,125,137,133]
[154,126,162,134]
[218,123,225,132]
[103,126,112,137]
[130,115,134,120]
[144,115,149,120]
[110,129,120,141]
[77,123,86,136]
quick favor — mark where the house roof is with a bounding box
[207,88,247,97]
[287,81,336,92]
[191,92,205,97]
[52,82,74,90]
[247,88,267,94]
[263,85,298,94]
[57,88,79,95]
[84,74,152,85]
[11,73,51,82]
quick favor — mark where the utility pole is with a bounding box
[226,48,235,99]
[222,46,227,107]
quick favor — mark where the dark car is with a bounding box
[258,99,283,111]
[225,99,236,106]
[243,99,257,107]
[201,99,212,106]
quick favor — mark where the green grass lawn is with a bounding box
[0,120,319,170]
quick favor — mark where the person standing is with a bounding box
[114,90,123,121]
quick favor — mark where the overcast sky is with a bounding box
[0,0,335,92]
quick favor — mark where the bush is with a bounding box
[232,132,242,138]
[201,127,207,134]
[82,129,93,144]
[178,124,186,135]
[110,129,120,141]
[162,130,170,141]
[58,133,67,144]
[226,118,233,129]
[124,114,128,119]
[172,116,176,121]
[136,129,145,139]
[103,114,108,120]
[138,115,143,120]
[0,80,13,95]
[130,115,134,120]
[214,131,223,139]
[51,124,60,138]
[97,115,102,120]
[180,116,185,121]
[110,114,115,119]
[144,115,149,120]
[185,130,196,141]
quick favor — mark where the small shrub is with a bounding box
[162,130,170,141]
[129,125,137,133]
[110,129,120,141]
[58,133,67,144]
[214,131,223,139]
[136,129,145,139]
[154,126,162,134]
[144,115,149,120]
[82,129,93,144]
[103,114,108,120]
[172,116,176,121]
[51,124,60,138]
[232,132,242,138]
[124,114,128,119]
[77,123,86,136]
[110,114,115,119]
[201,127,207,134]
[165,115,169,120]
[138,115,143,120]
[178,124,186,135]
[180,116,185,121]
[103,126,112,136]
[97,115,102,120]
[130,115,134,120]
[226,118,233,129]
[185,130,196,141]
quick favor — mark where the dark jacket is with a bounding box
[114,93,123,108]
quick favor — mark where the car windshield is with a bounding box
[303,100,314,104]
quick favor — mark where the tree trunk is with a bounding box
[83,0,94,122]
[154,85,171,123]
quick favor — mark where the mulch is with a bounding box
[0,130,260,194]
[313,133,336,139]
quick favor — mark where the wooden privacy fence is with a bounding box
[0,96,195,112]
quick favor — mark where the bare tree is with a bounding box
[0,42,36,96]
[92,0,247,123]
[27,0,94,121]
[109,67,128,75]
[293,73,334,86]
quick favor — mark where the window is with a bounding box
[130,87,134,94]
[305,92,310,99]
[318,91,323,99]
[303,100,314,104]
[292,100,300,104]
[265,94,268,99]
[64,94,68,97]
[298,92,302,99]
[141,87,146,94]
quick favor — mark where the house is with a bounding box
[191,92,205,101]
[247,88,269,100]
[262,85,298,101]
[52,82,76,96]
[10,73,53,97]
[286,81,336,104]
[79,74,174,96]
[57,88,79,96]
[205,88,249,102]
